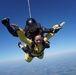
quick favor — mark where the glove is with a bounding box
[52,25,62,33]
[54,27,61,33]
[2,17,10,27]
[18,42,22,48]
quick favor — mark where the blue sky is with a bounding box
[0,0,76,63]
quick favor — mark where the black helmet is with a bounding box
[26,18,37,26]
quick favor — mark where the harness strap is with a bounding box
[29,40,50,57]
[29,51,44,58]
[29,46,45,57]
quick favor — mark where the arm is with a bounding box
[11,24,32,47]
[44,33,54,42]
[41,26,54,33]
[44,22,65,42]
[17,28,32,46]
[42,22,65,33]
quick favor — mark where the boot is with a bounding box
[2,17,10,27]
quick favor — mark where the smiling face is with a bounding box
[34,35,43,46]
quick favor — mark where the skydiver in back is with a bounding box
[2,18,59,40]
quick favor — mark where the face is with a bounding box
[28,25,37,32]
[34,35,43,46]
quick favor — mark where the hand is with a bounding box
[18,42,22,48]
[60,22,65,27]
[11,24,19,30]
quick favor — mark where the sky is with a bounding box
[0,0,76,63]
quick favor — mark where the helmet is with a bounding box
[26,18,37,26]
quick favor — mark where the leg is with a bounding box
[18,42,33,62]
[25,53,33,63]
[7,26,18,37]
[37,52,44,59]
[2,18,18,37]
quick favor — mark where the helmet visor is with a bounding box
[27,24,37,32]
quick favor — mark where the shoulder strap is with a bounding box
[37,23,44,37]
[37,23,41,29]
[29,42,35,53]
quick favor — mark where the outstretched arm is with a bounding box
[41,27,53,33]
[42,22,65,33]
[44,22,65,42]
[11,24,32,47]
[52,22,65,33]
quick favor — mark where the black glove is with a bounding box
[52,26,62,33]
[54,27,61,33]
[18,42,21,48]
[2,17,10,27]
[45,41,50,48]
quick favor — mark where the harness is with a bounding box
[28,40,50,57]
